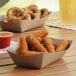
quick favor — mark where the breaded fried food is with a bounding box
[32,29,48,38]
[26,34,47,52]
[49,38,57,49]
[17,36,28,55]
[56,40,69,52]
[42,37,55,53]
[36,37,42,42]
[17,36,41,55]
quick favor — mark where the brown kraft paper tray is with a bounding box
[0,15,49,32]
[7,38,72,69]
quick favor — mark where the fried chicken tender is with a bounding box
[56,40,69,52]
[42,37,55,53]
[32,29,48,38]
[26,34,47,52]
[49,38,57,49]
[17,36,41,55]
[36,37,42,42]
[17,36,28,55]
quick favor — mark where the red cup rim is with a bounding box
[0,31,13,37]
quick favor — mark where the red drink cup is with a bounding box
[0,31,13,49]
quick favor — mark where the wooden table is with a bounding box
[0,26,76,76]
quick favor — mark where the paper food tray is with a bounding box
[7,38,72,69]
[0,15,49,32]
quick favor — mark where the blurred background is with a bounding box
[0,0,59,14]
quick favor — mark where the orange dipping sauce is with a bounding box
[0,31,13,49]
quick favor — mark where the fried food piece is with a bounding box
[26,34,47,52]
[17,36,41,55]
[56,40,69,52]
[32,13,41,20]
[40,8,49,18]
[32,30,48,38]
[17,36,28,55]
[30,30,48,42]
[27,4,38,9]
[42,37,55,53]
[22,8,29,12]
[28,37,42,50]
[28,45,35,51]
[29,11,41,20]
[23,14,31,20]
[25,35,42,50]
[7,7,26,21]
[49,38,58,49]
[37,37,42,42]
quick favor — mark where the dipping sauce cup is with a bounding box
[0,31,13,49]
